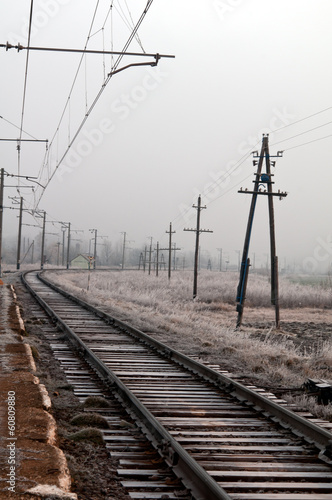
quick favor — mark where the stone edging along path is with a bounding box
[0,283,77,500]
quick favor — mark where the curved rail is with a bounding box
[34,270,332,453]
[22,270,332,499]
[22,270,231,500]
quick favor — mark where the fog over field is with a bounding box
[1,1,332,272]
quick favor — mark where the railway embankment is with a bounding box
[0,281,76,500]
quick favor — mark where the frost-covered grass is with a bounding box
[48,268,332,309]
[46,269,332,406]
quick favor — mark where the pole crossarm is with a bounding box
[2,43,175,61]
[238,188,287,198]
[159,247,181,251]
[184,228,213,233]
[5,172,45,188]
[0,138,48,143]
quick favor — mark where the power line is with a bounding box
[271,105,332,135]
[271,119,332,147]
[283,132,332,152]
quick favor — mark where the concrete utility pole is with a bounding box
[16,197,23,270]
[184,195,213,299]
[0,168,4,277]
[236,134,287,329]
[89,229,97,270]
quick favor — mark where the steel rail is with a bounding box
[34,270,332,458]
[21,270,232,500]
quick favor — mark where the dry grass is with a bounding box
[67,428,104,445]
[46,269,332,419]
[70,413,110,429]
[83,396,111,409]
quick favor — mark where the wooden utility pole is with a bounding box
[217,248,222,272]
[155,241,159,277]
[166,223,175,280]
[148,237,153,275]
[16,197,23,270]
[160,226,180,279]
[236,134,287,328]
[184,195,213,299]
[143,245,147,272]
[121,232,126,270]
[138,252,144,270]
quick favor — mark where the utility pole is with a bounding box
[66,222,71,270]
[61,226,66,266]
[217,248,222,272]
[40,211,46,270]
[16,197,23,270]
[155,241,159,277]
[172,243,181,270]
[143,246,147,272]
[94,229,97,270]
[184,195,213,299]
[121,232,126,270]
[166,223,175,280]
[56,241,61,266]
[138,252,143,270]
[89,229,97,270]
[236,134,287,328]
[0,168,4,277]
[148,237,153,275]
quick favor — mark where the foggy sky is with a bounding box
[1,0,332,272]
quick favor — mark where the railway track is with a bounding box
[22,270,332,500]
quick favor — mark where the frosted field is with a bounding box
[46,269,332,419]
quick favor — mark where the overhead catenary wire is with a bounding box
[35,0,155,208]
[0,115,38,140]
[40,0,102,178]
[17,0,34,182]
